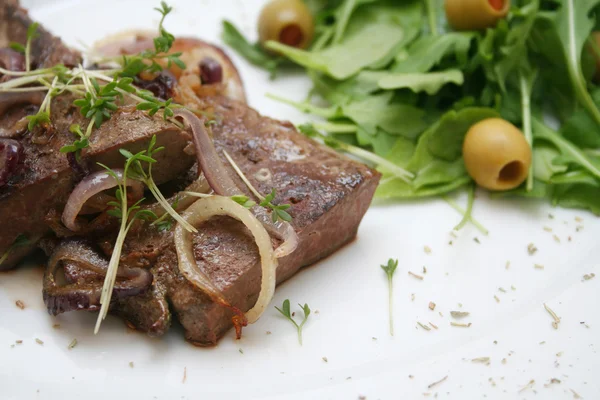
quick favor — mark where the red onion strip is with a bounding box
[62,170,144,231]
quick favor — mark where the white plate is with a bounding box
[1,1,599,399]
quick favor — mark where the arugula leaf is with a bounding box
[392,33,474,73]
[532,118,600,179]
[532,144,568,182]
[221,20,281,78]
[552,184,600,215]
[266,1,423,79]
[561,87,600,148]
[342,93,427,138]
[377,69,464,95]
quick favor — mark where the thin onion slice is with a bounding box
[173,108,298,258]
[174,195,278,328]
[62,170,144,231]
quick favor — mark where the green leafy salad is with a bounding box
[223,0,600,217]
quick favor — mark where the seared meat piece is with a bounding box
[0,0,81,69]
[45,95,379,346]
[0,97,195,270]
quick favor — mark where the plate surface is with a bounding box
[1,1,599,399]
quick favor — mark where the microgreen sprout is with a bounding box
[380,258,398,336]
[0,235,29,266]
[260,189,292,223]
[275,299,311,345]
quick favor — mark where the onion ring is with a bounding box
[173,108,298,258]
[174,196,278,331]
[62,169,144,232]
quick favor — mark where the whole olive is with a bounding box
[258,0,314,49]
[462,118,531,191]
[445,0,510,31]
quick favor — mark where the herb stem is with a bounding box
[387,276,394,336]
[145,178,197,232]
[426,0,439,37]
[519,69,534,191]
[266,93,340,119]
[442,194,488,235]
[453,183,475,231]
[223,150,265,201]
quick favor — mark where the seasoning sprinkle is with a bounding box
[472,357,490,364]
[450,311,470,319]
[543,226,552,232]
[427,375,448,389]
[473,237,480,244]
[576,225,584,232]
[553,234,560,243]
[450,231,458,238]
[494,295,500,303]
[544,303,561,329]
[411,293,415,301]
[548,213,554,219]
[511,285,516,291]
[35,338,43,345]
[505,261,510,270]
[239,348,244,354]
[417,322,431,331]
[583,273,595,281]
[15,340,22,344]
[518,379,535,393]
[570,388,582,399]
[450,322,471,328]
[409,271,424,280]
[182,367,187,384]
[527,243,538,255]
[266,331,272,335]
[534,264,545,270]
[68,339,77,350]
[52,324,60,329]
[129,362,134,368]
[498,287,507,293]
[424,246,432,254]
[423,266,427,274]
[322,357,328,363]
[575,216,583,223]
[429,322,438,330]
[429,302,436,311]
[502,358,507,364]
[15,300,25,310]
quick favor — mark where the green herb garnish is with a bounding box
[260,189,292,223]
[380,258,398,336]
[275,299,311,345]
[0,235,30,266]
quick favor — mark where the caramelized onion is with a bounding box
[62,170,144,231]
[173,108,298,258]
[175,196,277,331]
[43,239,152,316]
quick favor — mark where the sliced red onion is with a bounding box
[173,109,298,258]
[0,92,45,116]
[43,239,152,316]
[62,170,144,231]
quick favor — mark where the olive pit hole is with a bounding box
[497,161,523,183]
[488,0,504,11]
[279,24,304,47]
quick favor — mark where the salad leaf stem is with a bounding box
[442,194,489,235]
[519,68,536,191]
[453,183,475,231]
[426,0,439,37]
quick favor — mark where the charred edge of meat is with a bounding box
[43,239,152,315]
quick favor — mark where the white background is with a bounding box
[1,1,599,399]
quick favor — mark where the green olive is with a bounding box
[463,118,531,191]
[258,0,314,49]
[445,0,510,31]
